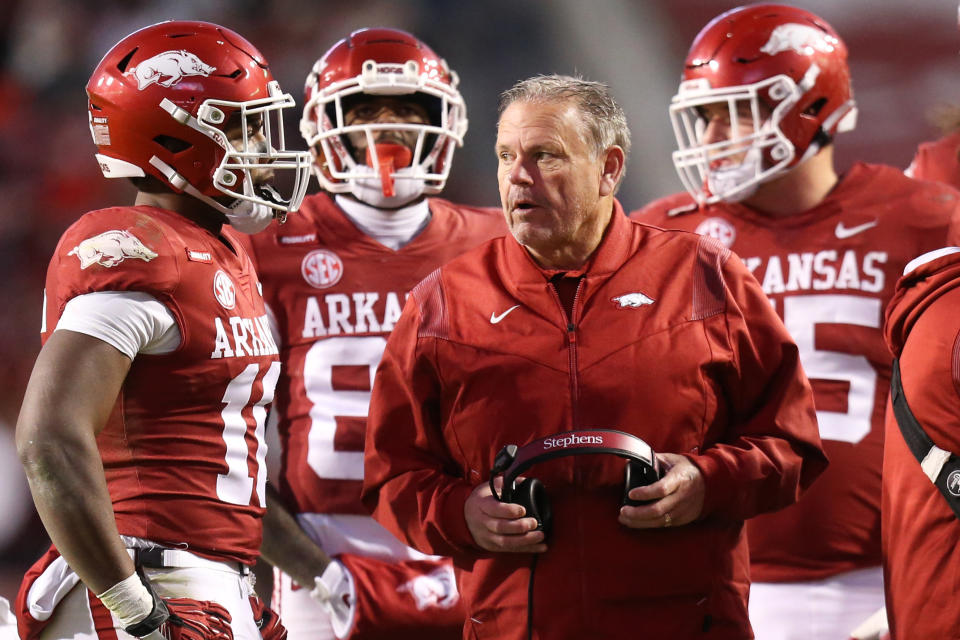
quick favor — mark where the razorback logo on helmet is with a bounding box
[301,249,344,289]
[125,50,216,90]
[759,24,839,57]
[67,230,159,269]
[396,565,459,611]
[213,270,237,309]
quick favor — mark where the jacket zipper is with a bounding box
[547,278,584,429]
[543,278,587,635]
[567,279,583,429]
[567,280,590,632]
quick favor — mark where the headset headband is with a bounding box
[490,429,657,500]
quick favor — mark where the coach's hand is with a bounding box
[618,453,705,529]
[464,478,547,553]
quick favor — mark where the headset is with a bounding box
[488,429,662,536]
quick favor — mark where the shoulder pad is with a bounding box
[667,203,701,218]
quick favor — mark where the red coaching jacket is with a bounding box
[362,203,826,639]
[882,248,960,639]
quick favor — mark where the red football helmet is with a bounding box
[300,28,467,206]
[669,4,857,204]
[87,21,311,221]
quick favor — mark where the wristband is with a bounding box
[96,572,154,628]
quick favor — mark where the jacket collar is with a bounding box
[496,199,635,323]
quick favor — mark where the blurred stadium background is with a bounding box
[0,0,956,605]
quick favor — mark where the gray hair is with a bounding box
[498,74,631,169]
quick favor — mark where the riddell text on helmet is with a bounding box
[542,434,604,450]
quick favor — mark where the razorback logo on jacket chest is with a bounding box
[300,291,408,338]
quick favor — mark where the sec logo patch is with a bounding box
[213,270,236,309]
[301,249,344,289]
[694,217,736,248]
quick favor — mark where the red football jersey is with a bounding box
[907,131,960,190]
[882,250,960,639]
[43,206,279,565]
[245,194,505,515]
[632,162,959,581]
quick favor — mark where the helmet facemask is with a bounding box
[301,58,466,207]
[669,5,860,206]
[148,79,311,227]
[670,73,803,205]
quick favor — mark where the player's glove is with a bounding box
[248,595,286,640]
[123,573,233,640]
[309,559,356,639]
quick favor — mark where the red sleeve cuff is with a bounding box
[437,481,482,553]
[684,452,733,518]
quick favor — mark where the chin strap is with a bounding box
[149,156,233,216]
[148,156,280,233]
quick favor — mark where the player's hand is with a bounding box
[309,559,355,638]
[124,593,233,640]
[249,595,286,640]
[618,453,705,529]
[464,478,546,553]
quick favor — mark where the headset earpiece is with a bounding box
[514,477,552,535]
[622,458,662,506]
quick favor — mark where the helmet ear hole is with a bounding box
[803,97,828,117]
[153,135,192,153]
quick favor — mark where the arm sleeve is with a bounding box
[55,291,180,359]
[688,253,828,520]
[898,286,960,453]
[361,298,478,559]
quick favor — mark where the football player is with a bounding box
[241,28,505,640]
[631,5,960,639]
[880,246,960,639]
[14,20,310,640]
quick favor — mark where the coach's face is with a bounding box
[496,99,621,269]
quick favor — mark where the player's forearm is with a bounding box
[16,330,136,593]
[260,484,331,587]
[19,426,135,593]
